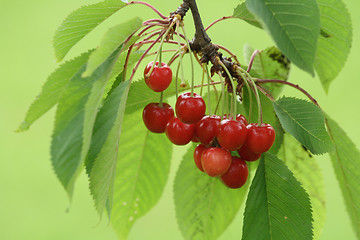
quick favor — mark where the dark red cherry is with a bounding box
[165,117,195,145]
[144,61,172,92]
[216,119,247,151]
[142,103,174,133]
[220,156,248,189]
[237,145,261,162]
[195,115,221,146]
[246,123,276,153]
[201,147,232,177]
[193,144,207,172]
[175,92,206,124]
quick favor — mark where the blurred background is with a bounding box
[1,0,359,239]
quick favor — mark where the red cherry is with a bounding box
[175,92,206,124]
[236,114,248,125]
[237,145,261,162]
[142,103,174,133]
[193,144,207,172]
[195,115,221,146]
[220,156,248,189]
[201,147,232,177]
[222,114,247,125]
[165,117,195,145]
[216,119,247,151]
[144,61,172,92]
[246,123,276,153]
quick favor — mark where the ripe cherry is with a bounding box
[165,117,195,145]
[236,114,248,125]
[220,156,248,189]
[175,92,206,124]
[237,145,261,162]
[193,144,207,172]
[216,119,247,151]
[144,61,172,92]
[201,147,232,177]
[223,114,248,125]
[142,103,174,133]
[246,123,276,153]
[195,115,221,146]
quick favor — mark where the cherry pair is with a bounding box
[194,145,248,189]
[143,91,206,144]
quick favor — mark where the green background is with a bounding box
[1,0,359,239]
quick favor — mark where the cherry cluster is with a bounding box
[142,61,276,189]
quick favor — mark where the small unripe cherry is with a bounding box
[193,144,207,172]
[246,123,276,153]
[142,103,174,133]
[165,117,195,145]
[175,92,206,124]
[237,145,261,162]
[144,61,172,92]
[220,156,248,189]
[201,147,232,177]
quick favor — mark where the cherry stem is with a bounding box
[255,78,320,107]
[168,53,180,66]
[218,71,225,120]
[204,63,212,115]
[158,45,162,67]
[143,31,163,41]
[147,20,177,77]
[237,67,262,124]
[175,20,186,91]
[123,44,134,80]
[137,25,157,36]
[180,24,195,96]
[134,40,184,49]
[247,50,262,72]
[143,19,169,25]
[159,91,164,107]
[218,59,237,119]
[129,31,165,82]
[200,65,205,96]
[147,49,178,57]
[205,16,233,31]
[175,61,180,99]
[129,1,167,19]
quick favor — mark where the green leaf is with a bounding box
[278,133,326,240]
[246,0,320,75]
[174,144,249,240]
[104,50,144,99]
[87,80,131,217]
[53,0,128,61]
[273,97,334,154]
[243,44,290,97]
[315,0,352,92]
[233,2,262,29]
[17,50,93,132]
[325,116,360,239]
[83,17,143,77]
[110,100,172,239]
[51,48,121,197]
[242,153,313,240]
